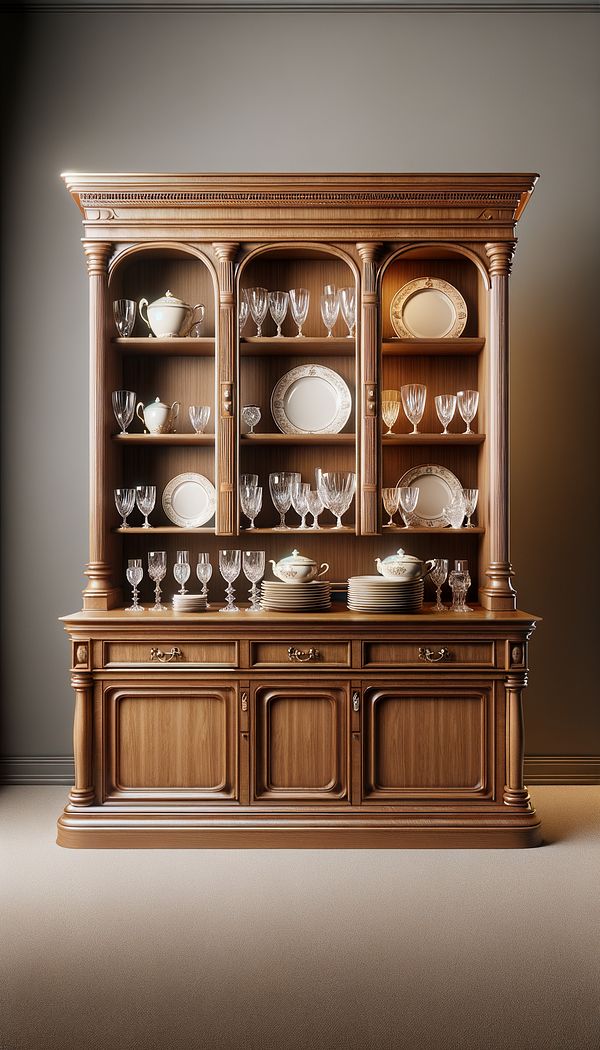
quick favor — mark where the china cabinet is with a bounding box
[58,173,541,848]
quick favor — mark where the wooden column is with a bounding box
[480,242,517,611]
[357,242,382,535]
[503,673,531,808]
[69,671,95,807]
[82,241,118,610]
[213,242,239,535]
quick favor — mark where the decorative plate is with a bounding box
[390,277,468,339]
[396,463,462,527]
[270,364,352,435]
[162,472,216,527]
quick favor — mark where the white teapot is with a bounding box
[136,397,180,434]
[269,550,329,584]
[375,548,436,581]
[139,290,205,338]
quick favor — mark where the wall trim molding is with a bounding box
[1,755,599,785]
[8,2,600,15]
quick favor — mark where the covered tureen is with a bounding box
[269,550,330,584]
[375,549,436,581]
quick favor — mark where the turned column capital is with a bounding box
[71,670,93,691]
[212,241,239,263]
[485,241,515,277]
[357,243,383,296]
[83,241,112,276]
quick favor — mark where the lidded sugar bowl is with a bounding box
[269,550,329,584]
[375,548,436,581]
[139,290,205,338]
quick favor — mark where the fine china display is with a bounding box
[449,559,472,613]
[125,558,143,613]
[289,287,310,337]
[241,405,261,433]
[435,393,457,435]
[269,471,300,529]
[271,364,352,435]
[173,550,190,595]
[196,553,212,606]
[139,291,205,338]
[219,549,241,613]
[136,397,180,435]
[396,464,463,528]
[172,592,208,613]
[260,580,331,612]
[430,558,449,612]
[398,485,419,527]
[318,471,356,528]
[114,487,135,528]
[240,484,262,529]
[401,383,426,434]
[347,576,424,614]
[442,492,467,529]
[113,299,136,338]
[457,389,479,434]
[306,488,324,529]
[162,473,216,528]
[382,487,400,527]
[268,291,289,337]
[247,287,269,337]
[135,485,156,529]
[375,548,436,582]
[243,550,266,613]
[189,405,211,434]
[381,390,401,436]
[339,286,356,338]
[112,389,136,434]
[462,488,479,527]
[147,551,167,612]
[390,277,468,339]
[291,481,310,529]
[320,289,340,338]
[269,549,329,584]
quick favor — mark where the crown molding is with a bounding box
[7,1,600,15]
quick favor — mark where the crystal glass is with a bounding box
[242,405,261,433]
[381,389,401,436]
[240,484,262,529]
[114,487,135,528]
[306,488,324,529]
[461,488,479,527]
[148,551,167,612]
[135,485,156,528]
[382,487,400,527]
[240,473,259,488]
[248,287,269,338]
[398,485,419,527]
[196,553,212,606]
[113,299,136,338]
[125,558,144,613]
[112,390,136,434]
[291,480,310,529]
[189,405,211,434]
[289,288,310,337]
[430,558,449,612]
[339,286,356,338]
[443,492,466,529]
[239,290,249,334]
[189,321,204,338]
[269,471,299,529]
[319,471,356,529]
[320,291,340,338]
[449,559,472,613]
[268,291,289,337]
[435,393,457,435]
[401,383,427,435]
[457,389,479,434]
[173,550,190,595]
[243,550,265,613]
[219,549,241,613]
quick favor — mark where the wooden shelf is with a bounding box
[113,433,215,446]
[382,433,485,446]
[112,337,215,355]
[245,526,356,535]
[241,336,353,356]
[241,432,355,446]
[115,526,215,534]
[382,338,485,356]
[382,526,485,534]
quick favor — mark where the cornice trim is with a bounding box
[8,2,600,14]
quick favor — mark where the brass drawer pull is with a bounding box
[150,646,183,663]
[288,646,320,663]
[418,646,451,663]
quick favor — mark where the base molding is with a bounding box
[0,756,75,784]
[524,756,600,785]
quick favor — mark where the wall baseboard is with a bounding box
[0,756,75,785]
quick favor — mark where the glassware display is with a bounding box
[289,288,310,337]
[442,492,466,529]
[306,488,324,529]
[319,471,356,529]
[241,405,261,433]
[135,485,156,528]
[268,291,289,337]
[173,550,190,595]
[339,286,356,338]
[291,480,310,529]
[398,485,419,527]
[114,487,135,528]
[189,405,211,434]
[113,299,136,338]
[112,389,136,434]
[189,320,204,338]
[269,471,299,529]
[248,287,269,338]
[461,488,479,527]
[219,549,241,613]
[196,553,212,606]
[401,383,427,435]
[381,389,401,436]
[435,393,457,435]
[320,290,340,338]
[382,487,400,527]
[125,558,144,613]
[449,559,472,613]
[430,558,449,612]
[239,290,249,334]
[240,473,259,489]
[148,550,167,612]
[457,389,479,434]
[243,550,265,613]
[240,484,262,529]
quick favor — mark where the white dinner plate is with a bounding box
[162,473,216,527]
[271,365,352,434]
[390,277,468,339]
[395,464,462,528]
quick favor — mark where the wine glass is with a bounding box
[449,559,472,613]
[239,290,249,334]
[306,489,324,529]
[320,291,340,338]
[240,484,262,529]
[269,471,299,529]
[148,551,167,612]
[196,553,212,606]
[241,405,261,433]
[291,481,310,529]
[112,390,136,434]
[319,471,356,529]
[398,485,419,527]
[113,299,136,338]
[382,487,400,527]
[189,405,211,433]
[240,473,259,488]
[430,558,449,612]
[443,492,466,529]
[125,558,144,613]
[243,550,265,613]
[381,389,401,436]
[462,488,479,527]
[135,485,156,528]
[219,549,241,613]
[457,389,479,434]
[248,287,269,337]
[289,288,310,337]
[173,550,190,595]
[435,394,457,435]
[268,291,289,337]
[114,488,135,528]
[339,286,356,338]
[401,384,427,435]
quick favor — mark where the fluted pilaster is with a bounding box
[213,242,239,534]
[357,242,383,535]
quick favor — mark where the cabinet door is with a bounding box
[103,682,238,802]
[253,682,349,803]
[362,682,494,802]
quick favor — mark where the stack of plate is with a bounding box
[260,580,331,612]
[172,592,208,613]
[347,576,424,613]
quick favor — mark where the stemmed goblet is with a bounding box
[240,473,259,488]
[443,492,467,529]
[461,488,479,527]
[430,558,449,612]
[398,485,419,527]
[113,300,136,338]
[112,390,136,434]
[268,291,289,337]
[136,485,156,529]
[196,553,212,606]
[306,489,324,529]
[291,481,310,529]
[241,406,261,433]
[148,551,167,612]
[457,389,479,434]
[319,471,356,529]
[269,471,299,529]
[239,290,249,334]
[173,550,190,595]
[401,384,427,435]
[381,389,401,436]
[189,405,211,433]
[219,549,241,613]
[243,550,265,613]
[248,287,269,338]
[382,487,400,527]
[339,286,356,338]
[114,488,135,528]
[240,484,262,529]
[289,288,310,337]
[320,290,340,338]
[125,558,144,613]
[435,394,457,435]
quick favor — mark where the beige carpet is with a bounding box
[1,787,599,1050]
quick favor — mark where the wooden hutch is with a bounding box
[58,173,541,848]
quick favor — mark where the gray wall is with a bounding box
[2,9,599,762]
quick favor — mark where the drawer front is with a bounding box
[363,639,496,669]
[103,639,238,668]
[249,639,351,669]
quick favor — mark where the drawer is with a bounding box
[249,639,351,669]
[102,639,238,668]
[362,639,496,669]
